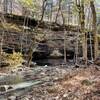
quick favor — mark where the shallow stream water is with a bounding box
[33,58,74,66]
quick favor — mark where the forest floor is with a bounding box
[0,65,100,100]
[26,65,100,100]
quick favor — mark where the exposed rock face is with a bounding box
[32,51,50,60]
[0,24,94,61]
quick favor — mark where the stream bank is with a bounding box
[0,65,99,100]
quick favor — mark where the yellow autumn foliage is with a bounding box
[6,52,24,67]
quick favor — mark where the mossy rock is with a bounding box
[81,79,93,86]
[47,87,58,93]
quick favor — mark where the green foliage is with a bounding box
[18,0,42,12]
[19,0,33,7]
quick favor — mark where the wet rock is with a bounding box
[44,65,48,67]
[8,96,16,100]
[30,62,37,67]
[75,64,80,68]
[8,86,13,90]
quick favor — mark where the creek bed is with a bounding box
[0,65,97,99]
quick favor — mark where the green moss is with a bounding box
[81,79,93,86]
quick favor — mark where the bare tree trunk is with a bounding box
[90,1,98,60]
[40,0,47,21]
[1,31,4,54]
[87,8,94,61]
[60,0,67,63]
[3,0,8,13]
[82,2,88,66]
[49,2,53,22]
[55,0,62,23]
[75,27,79,65]
[27,0,49,67]
[54,0,67,63]
[75,0,87,66]
[82,33,87,66]
[64,30,67,63]
[27,36,36,67]
[89,32,93,61]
